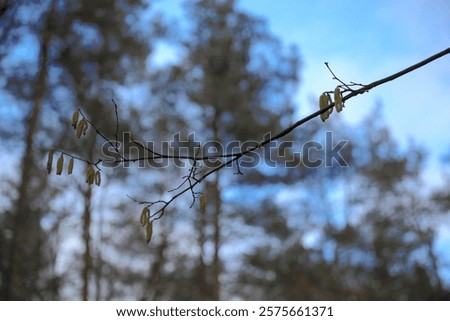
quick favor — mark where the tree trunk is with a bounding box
[93,214,104,301]
[211,172,221,300]
[2,0,55,300]
[143,233,168,300]
[81,184,92,300]
[196,191,208,299]
[210,119,222,300]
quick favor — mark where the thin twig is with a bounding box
[77,108,123,162]
[324,62,354,91]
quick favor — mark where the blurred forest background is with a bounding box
[1,0,450,300]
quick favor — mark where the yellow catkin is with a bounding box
[140,207,149,226]
[76,119,88,138]
[86,164,95,184]
[94,170,101,186]
[334,87,343,112]
[82,119,89,136]
[56,154,64,175]
[71,110,79,129]
[319,93,329,121]
[68,158,74,175]
[76,120,84,138]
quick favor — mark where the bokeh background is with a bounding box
[1,0,450,300]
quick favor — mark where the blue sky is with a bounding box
[236,0,450,148]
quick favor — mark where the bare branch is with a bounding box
[52,47,450,222]
[141,47,450,219]
[95,47,450,165]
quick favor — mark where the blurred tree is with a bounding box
[2,0,448,302]
[0,0,61,300]
[0,0,163,299]
[50,0,163,300]
[155,0,300,299]
[432,152,450,213]
[233,108,450,300]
